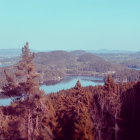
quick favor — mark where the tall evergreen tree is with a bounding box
[2,42,40,100]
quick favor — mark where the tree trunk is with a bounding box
[27,109,32,140]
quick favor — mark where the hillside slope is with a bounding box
[0,50,131,88]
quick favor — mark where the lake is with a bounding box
[0,64,11,67]
[40,76,104,94]
[0,98,12,106]
[0,76,104,106]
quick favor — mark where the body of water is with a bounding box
[0,98,12,106]
[0,76,104,106]
[40,76,104,94]
[0,64,10,67]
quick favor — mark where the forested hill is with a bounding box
[1,50,140,88]
[0,50,120,72]
[0,51,121,87]
[34,51,118,73]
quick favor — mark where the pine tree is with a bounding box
[105,74,117,95]
[2,42,40,100]
[73,92,94,140]
[74,80,82,89]
[16,42,40,99]
[2,42,43,140]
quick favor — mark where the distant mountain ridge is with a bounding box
[0,49,21,56]
[87,49,136,54]
[0,48,38,56]
[0,48,137,56]
[70,50,87,56]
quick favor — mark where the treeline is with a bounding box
[0,43,140,140]
[112,69,140,82]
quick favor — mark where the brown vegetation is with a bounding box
[0,44,140,140]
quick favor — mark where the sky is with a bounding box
[0,0,140,51]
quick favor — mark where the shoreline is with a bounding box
[41,74,104,86]
[0,75,104,99]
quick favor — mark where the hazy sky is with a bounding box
[0,0,140,51]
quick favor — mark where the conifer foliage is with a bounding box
[2,42,40,100]
[1,43,58,140]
